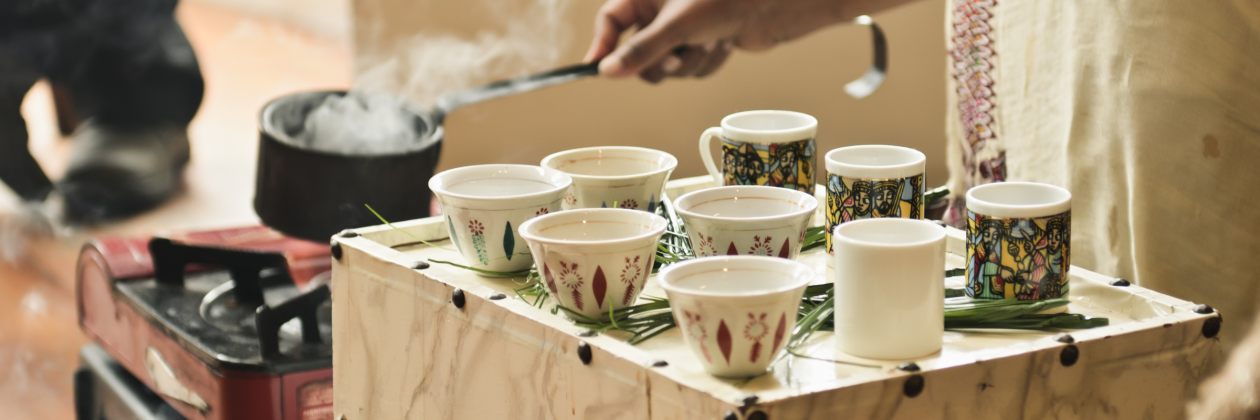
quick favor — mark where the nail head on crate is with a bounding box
[1203,317,1222,339]
[897,362,921,372]
[651,360,668,367]
[577,341,592,365]
[1109,278,1130,287]
[1194,304,1215,314]
[577,328,597,337]
[488,292,506,300]
[903,375,925,398]
[741,395,759,407]
[1060,345,1080,367]
[451,288,465,309]
[1054,334,1075,344]
[411,261,430,270]
[338,229,359,238]
[330,240,342,260]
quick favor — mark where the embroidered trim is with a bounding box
[951,0,1006,184]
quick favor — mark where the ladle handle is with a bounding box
[432,61,600,123]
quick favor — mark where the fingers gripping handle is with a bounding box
[699,127,724,185]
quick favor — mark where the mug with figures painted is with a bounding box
[965,182,1071,301]
[823,145,927,256]
[699,110,817,194]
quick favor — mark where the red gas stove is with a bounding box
[76,226,334,420]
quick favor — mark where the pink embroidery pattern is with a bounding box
[952,0,1006,183]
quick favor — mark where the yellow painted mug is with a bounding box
[699,110,817,194]
[965,182,1072,300]
[823,145,927,255]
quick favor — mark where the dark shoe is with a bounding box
[59,121,190,224]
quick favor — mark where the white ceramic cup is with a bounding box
[964,182,1072,300]
[673,186,817,259]
[699,110,818,194]
[519,208,667,320]
[659,256,814,378]
[823,145,927,256]
[832,218,945,360]
[429,164,572,276]
[541,146,678,211]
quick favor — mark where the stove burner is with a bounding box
[112,238,333,373]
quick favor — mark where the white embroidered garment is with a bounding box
[944,0,1260,348]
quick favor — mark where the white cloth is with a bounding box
[944,0,1260,349]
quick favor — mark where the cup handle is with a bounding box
[698,127,723,186]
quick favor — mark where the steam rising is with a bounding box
[352,0,575,107]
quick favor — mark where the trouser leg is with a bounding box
[0,59,51,202]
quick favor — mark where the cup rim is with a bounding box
[965,182,1072,218]
[720,110,818,144]
[519,208,667,246]
[540,146,679,181]
[833,218,946,248]
[824,145,925,180]
[428,164,573,203]
[674,186,818,223]
[658,256,815,297]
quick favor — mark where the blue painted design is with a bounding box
[447,216,462,252]
[601,201,608,208]
[503,221,515,261]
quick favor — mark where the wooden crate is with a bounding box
[331,176,1221,419]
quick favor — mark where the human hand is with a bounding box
[583,0,856,82]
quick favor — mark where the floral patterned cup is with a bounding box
[674,186,817,260]
[429,165,572,276]
[658,256,814,378]
[519,209,667,320]
[824,145,927,256]
[699,110,818,193]
[541,146,677,211]
[965,182,1071,301]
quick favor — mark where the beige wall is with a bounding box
[352,0,949,185]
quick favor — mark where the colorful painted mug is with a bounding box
[658,256,814,378]
[965,182,1071,300]
[673,186,817,260]
[428,165,573,276]
[541,146,677,211]
[699,110,817,193]
[823,145,926,255]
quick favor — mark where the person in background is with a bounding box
[1,0,203,224]
[585,0,1259,415]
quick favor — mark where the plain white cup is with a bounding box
[519,208,667,320]
[832,218,945,360]
[429,164,572,276]
[541,146,678,211]
[673,186,817,259]
[659,256,814,378]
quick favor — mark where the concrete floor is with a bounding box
[0,1,351,418]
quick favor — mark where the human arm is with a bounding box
[584,0,919,82]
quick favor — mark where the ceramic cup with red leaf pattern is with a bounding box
[519,208,667,320]
[658,256,815,378]
[674,186,817,260]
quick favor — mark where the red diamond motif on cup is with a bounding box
[593,266,607,309]
[718,320,733,365]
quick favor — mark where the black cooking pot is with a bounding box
[255,90,442,242]
[254,63,600,242]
